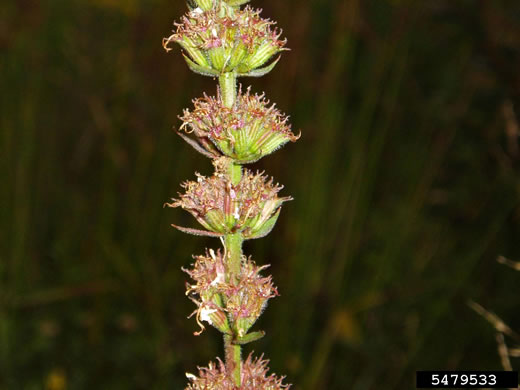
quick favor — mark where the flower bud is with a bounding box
[180,87,300,163]
[185,353,290,389]
[166,161,291,239]
[163,6,287,77]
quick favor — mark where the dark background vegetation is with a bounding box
[1,0,520,388]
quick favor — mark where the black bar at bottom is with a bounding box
[416,371,518,388]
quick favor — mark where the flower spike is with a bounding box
[164,0,295,386]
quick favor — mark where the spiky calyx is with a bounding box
[185,354,290,390]
[166,159,291,239]
[185,249,278,337]
[179,87,299,163]
[163,6,287,77]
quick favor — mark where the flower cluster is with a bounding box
[179,87,299,163]
[184,249,278,337]
[186,354,290,390]
[166,159,291,239]
[163,6,287,77]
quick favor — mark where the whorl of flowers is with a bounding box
[186,354,290,390]
[166,158,291,239]
[179,87,299,163]
[184,249,278,337]
[163,6,287,77]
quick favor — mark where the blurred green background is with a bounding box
[1,0,520,388]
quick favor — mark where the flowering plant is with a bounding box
[164,0,296,388]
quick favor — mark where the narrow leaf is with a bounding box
[171,224,223,238]
[234,330,266,345]
[238,56,281,78]
[176,131,220,159]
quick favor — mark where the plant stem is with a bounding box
[219,72,237,108]
[223,232,244,385]
[219,67,242,384]
[229,161,242,186]
[224,232,244,282]
[224,334,242,386]
[223,160,243,385]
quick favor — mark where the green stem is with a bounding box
[219,72,237,108]
[224,232,243,290]
[223,161,243,385]
[223,232,244,386]
[229,161,242,186]
[217,68,242,382]
[224,334,241,385]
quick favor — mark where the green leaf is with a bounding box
[176,131,220,159]
[234,330,266,345]
[171,224,223,238]
[238,56,281,78]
